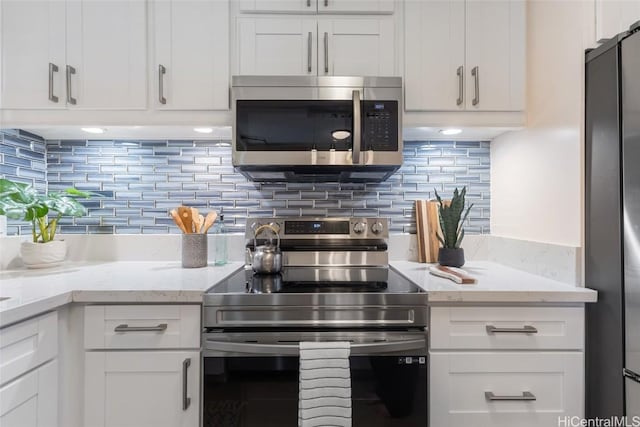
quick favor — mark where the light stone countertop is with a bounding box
[390,260,597,303]
[0,260,597,328]
[0,261,243,327]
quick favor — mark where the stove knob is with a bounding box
[353,221,367,234]
[371,221,384,234]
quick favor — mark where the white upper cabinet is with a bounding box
[596,0,640,41]
[236,17,395,76]
[239,0,318,14]
[237,0,393,14]
[465,0,525,111]
[0,0,66,109]
[318,0,394,14]
[0,0,147,111]
[154,0,229,110]
[66,0,147,109]
[237,18,318,75]
[318,18,396,76]
[404,0,525,112]
[405,0,465,111]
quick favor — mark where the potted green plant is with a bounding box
[434,186,474,267]
[0,178,91,268]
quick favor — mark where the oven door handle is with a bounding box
[204,339,425,356]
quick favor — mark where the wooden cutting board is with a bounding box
[415,200,443,263]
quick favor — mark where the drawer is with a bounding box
[84,305,200,350]
[430,306,584,350]
[430,351,584,427]
[0,311,58,386]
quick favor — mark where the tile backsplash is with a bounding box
[0,130,47,235]
[1,129,490,235]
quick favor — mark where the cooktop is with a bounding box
[207,266,424,295]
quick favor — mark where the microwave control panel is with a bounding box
[362,101,399,151]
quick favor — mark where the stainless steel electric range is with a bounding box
[202,217,428,427]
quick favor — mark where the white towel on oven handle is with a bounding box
[298,341,352,427]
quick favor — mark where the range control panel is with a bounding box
[246,217,389,239]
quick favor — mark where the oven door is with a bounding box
[202,331,427,427]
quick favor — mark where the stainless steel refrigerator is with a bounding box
[586,22,640,418]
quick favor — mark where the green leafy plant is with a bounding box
[434,186,474,249]
[0,178,91,243]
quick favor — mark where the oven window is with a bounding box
[236,100,354,152]
[203,356,427,427]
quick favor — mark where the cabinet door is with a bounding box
[85,351,200,427]
[596,0,640,42]
[404,0,465,111]
[318,18,396,76]
[318,0,394,14]
[154,0,229,110]
[237,18,317,75]
[0,0,66,109]
[66,0,147,109]
[0,360,58,427]
[430,352,583,426]
[465,0,525,111]
[238,0,317,13]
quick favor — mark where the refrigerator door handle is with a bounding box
[624,368,640,384]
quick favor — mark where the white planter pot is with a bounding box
[20,240,67,268]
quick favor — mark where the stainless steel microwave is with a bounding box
[231,76,402,182]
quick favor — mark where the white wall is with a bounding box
[490,0,596,247]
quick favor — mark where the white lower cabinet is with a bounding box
[429,306,586,426]
[0,360,58,427]
[84,351,200,427]
[430,352,583,427]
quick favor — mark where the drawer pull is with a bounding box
[182,358,191,410]
[486,325,538,334]
[485,391,536,401]
[114,323,168,333]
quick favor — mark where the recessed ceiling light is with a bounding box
[194,127,214,134]
[439,128,463,136]
[81,127,106,134]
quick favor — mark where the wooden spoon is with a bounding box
[197,214,205,233]
[191,207,200,233]
[170,209,188,234]
[202,211,218,234]
[177,206,194,234]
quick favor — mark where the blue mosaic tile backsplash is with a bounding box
[0,130,47,235]
[0,129,490,235]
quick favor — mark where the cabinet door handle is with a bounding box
[485,391,536,401]
[456,65,463,106]
[307,32,313,73]
[485,325,538,334]
[471,66,479,106]
[158,64,167,105]
[66,65,77,105]
[324,0,328,6]
[49,63,59,103]
[182,358,191,411]
[114,323,168,332]
[307,0,311,7]
[324,32,329,74]
[352,89,361,164]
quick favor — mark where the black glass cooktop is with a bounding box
[208,266,423,295]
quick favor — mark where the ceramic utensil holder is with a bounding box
[182,234,208,268]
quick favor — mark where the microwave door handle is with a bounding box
[352,89,361,165]
[204,339,425,355]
